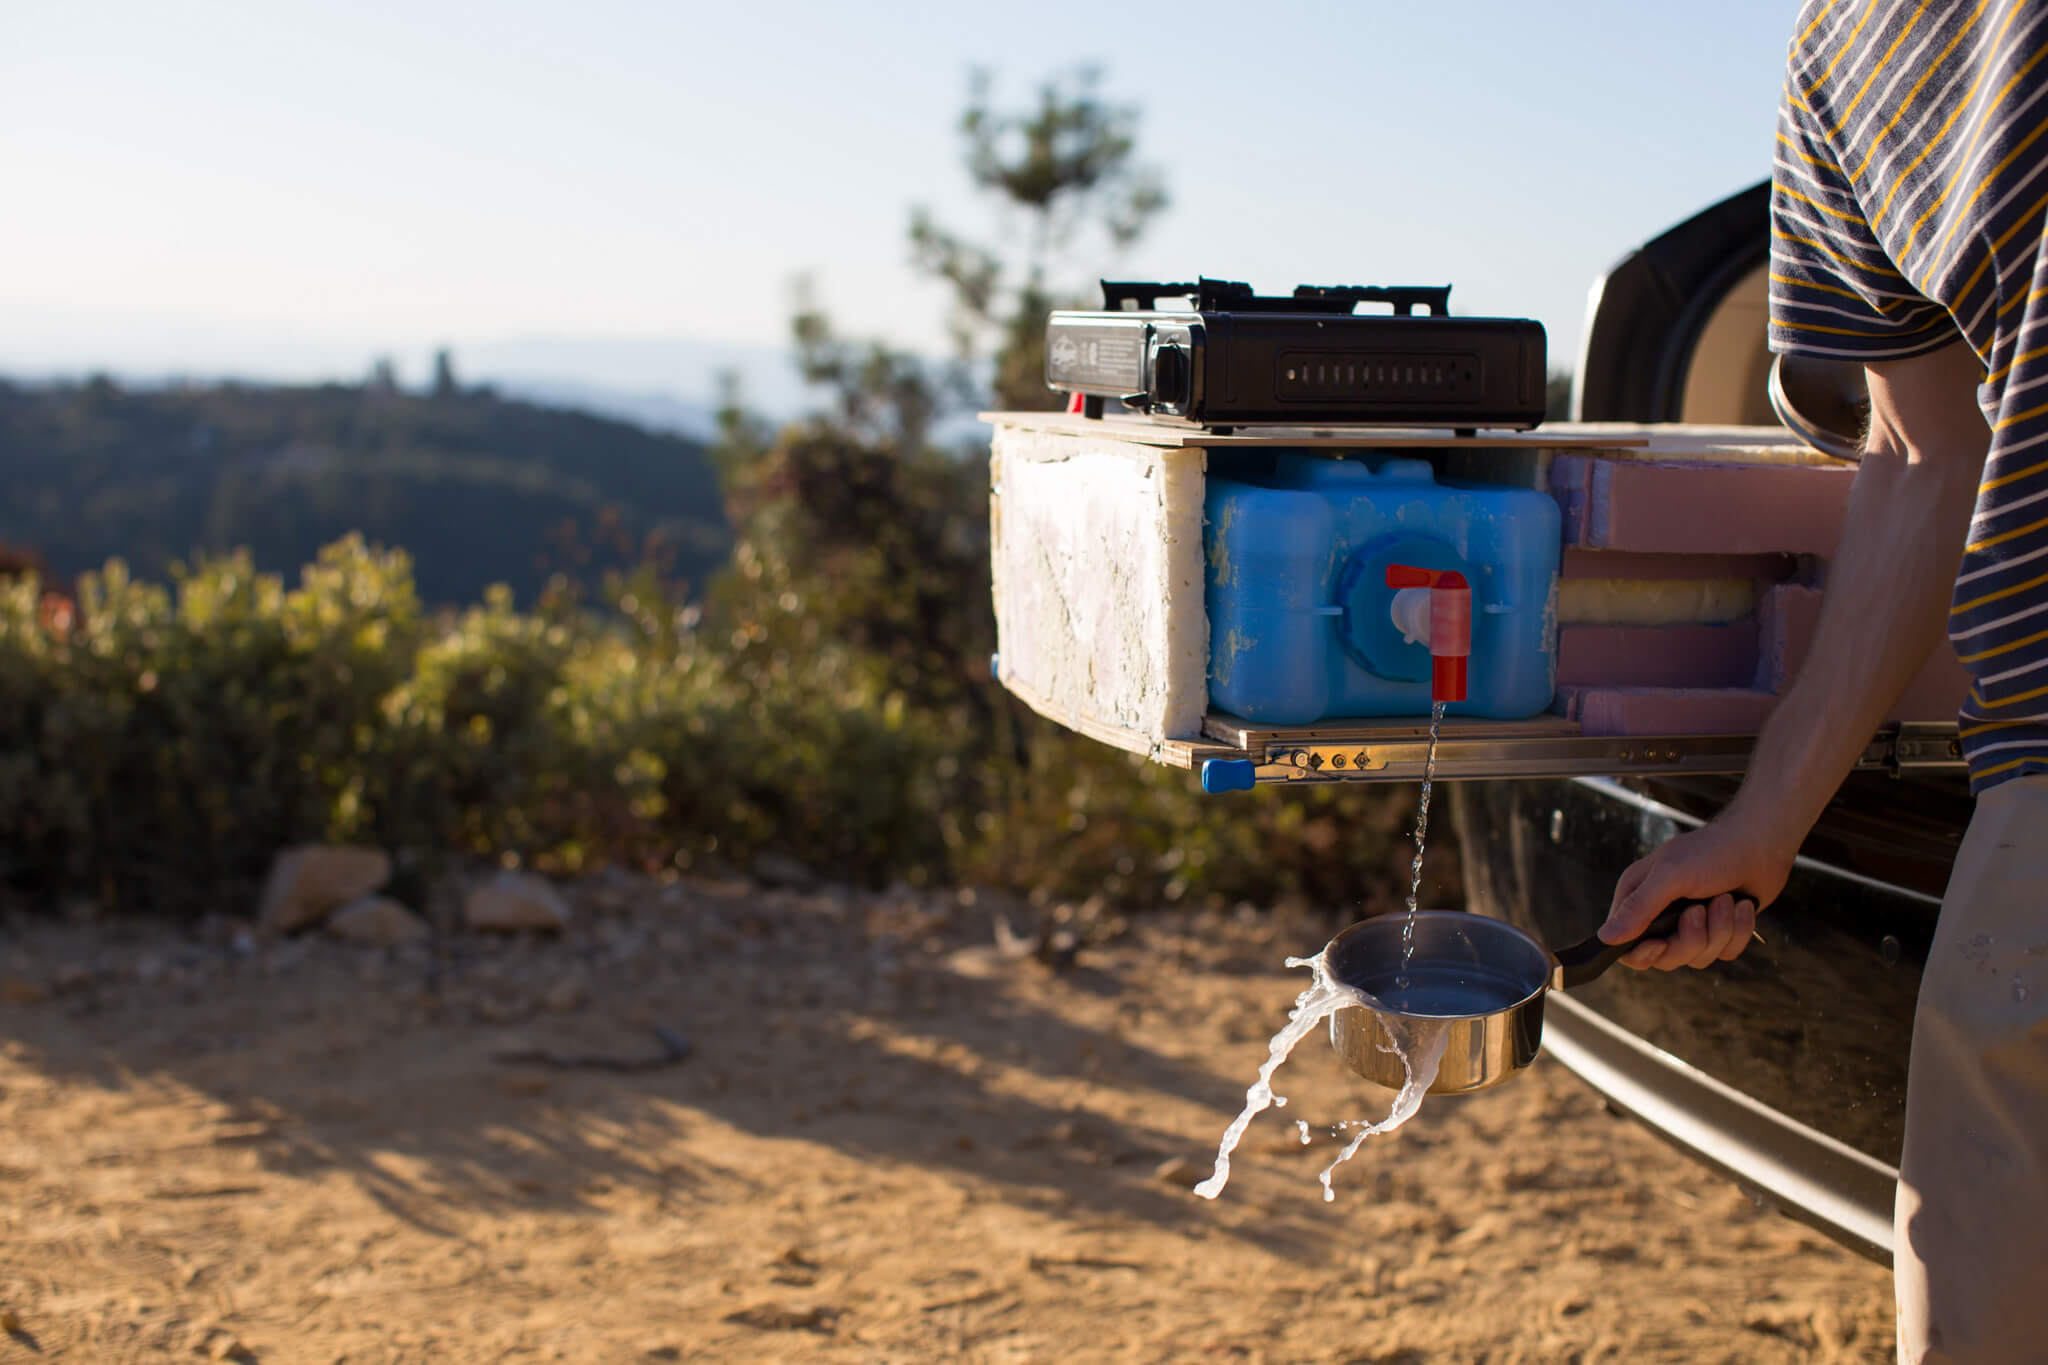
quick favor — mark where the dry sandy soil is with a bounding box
[0,874,1895,1363]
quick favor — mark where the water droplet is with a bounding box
[1296,1119,1311,1145]
[1273,1095,1287,1108]
[2015,978,2031,1004]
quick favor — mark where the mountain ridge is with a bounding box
[0,375,731,606]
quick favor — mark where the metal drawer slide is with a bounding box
[1192,715,1964,791]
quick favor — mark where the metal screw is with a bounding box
[1618,749,1633,761]
[1331,753,1347,769]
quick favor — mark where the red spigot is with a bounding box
[1385,565,1470,703]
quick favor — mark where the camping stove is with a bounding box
[1044,278,1548,433]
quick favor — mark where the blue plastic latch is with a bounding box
[989,653,1000,682]
[1201,759,1258,794]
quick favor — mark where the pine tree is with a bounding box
[910,67,1168,411]
[432,348,460,400]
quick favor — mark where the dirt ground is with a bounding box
[0,874,1896,1363]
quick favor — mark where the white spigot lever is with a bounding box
[1384,565,1470,703]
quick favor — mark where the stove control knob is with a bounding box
[1152,344,1189,407]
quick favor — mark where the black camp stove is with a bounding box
[1044,278,1547,433]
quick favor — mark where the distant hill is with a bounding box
[0,376,731,605]
[489,376,719,439]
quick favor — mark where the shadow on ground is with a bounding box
[0,877,1365,1256]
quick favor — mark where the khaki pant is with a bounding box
[1896,773,2048,1362]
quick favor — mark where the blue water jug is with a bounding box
[1204,452,1559,723]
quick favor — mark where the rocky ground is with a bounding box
[0,870,1896,1363]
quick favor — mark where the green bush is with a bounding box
[0,536,953,917]
[0,540,423,914]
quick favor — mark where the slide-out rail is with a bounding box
[1184,715,1964,793]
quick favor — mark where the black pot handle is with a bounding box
[1552,901,1723,990]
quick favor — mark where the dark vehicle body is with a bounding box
[1450,183,1970,1264]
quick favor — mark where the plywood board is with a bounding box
[1203,712,1580,750]
[979,411,1653,449]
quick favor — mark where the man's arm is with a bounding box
[1599,339,1990,969]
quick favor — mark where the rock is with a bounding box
[261,941,309,976]
[0,979,46,1005]
[750,852,817,889]
[255,845,391,935]
[542,971,589,1014]
[474,994,534,1024]
[326,896,430,947]
[945,946,1008,979]
[465,873,573,933]
[723,1303,843,1333]
[1154,1156,1207,1190]
[52,963,93,994]
[203,1330,254,1362]
[0,1307,18,1332]
[195,913,248,948]
[1037,927,1082,970]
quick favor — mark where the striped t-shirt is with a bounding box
[1769,0,2048,792]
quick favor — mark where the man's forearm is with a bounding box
[1730,361,1987,850]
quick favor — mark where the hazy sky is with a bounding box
[4,1,1798,397]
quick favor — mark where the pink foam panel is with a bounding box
[1557,624,1757,688]
[1550,457,1853,555]
[1757,583,1971,723]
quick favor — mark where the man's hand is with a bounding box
[1598,800,1798,969]
[1600,339,1987,973]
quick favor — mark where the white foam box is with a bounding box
[985,412,1901,758]
[989,420,1210,755]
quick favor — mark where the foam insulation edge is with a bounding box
[990,426,1209,748]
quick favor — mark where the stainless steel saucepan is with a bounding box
[1324,905,1688,1095]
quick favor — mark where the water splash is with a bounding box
[1316,1020,1448,1202]
[1399,699,1449,980]
[1194,948,1448,1202]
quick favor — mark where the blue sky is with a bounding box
[2,0,1800,405]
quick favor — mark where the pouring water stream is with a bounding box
[1196,698,1452,1202]
[1399,699,1448,983]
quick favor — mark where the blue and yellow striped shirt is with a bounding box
[1770,0,2048,792]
